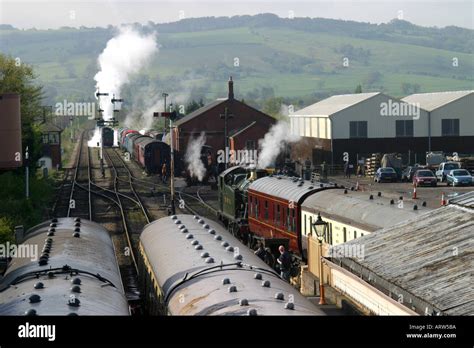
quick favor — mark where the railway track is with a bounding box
[52,130,92,219]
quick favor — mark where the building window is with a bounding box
[349,121,368,138]
[396,120,414,137]
[49,133,59,144]
[42,134,49,144]
[245,140,256,150]
[442,119,460,136]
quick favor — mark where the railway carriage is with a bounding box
[0,218,130,315]
[134,137,171,174]
[247,176,338,259]
[138,214,327,316]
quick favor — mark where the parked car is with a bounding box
[446,169,473,186]
[413,169,437,187]
[374,167,397,183]
[401,166,420,182]
[436,161,461,182]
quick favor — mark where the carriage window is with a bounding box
[343,227,347,243]
[264,200,268,220]
[276,205,281,225]
[309,216,313,235]
[291,209,296,232]
[304,214,307,235]
[286,208,290,230]
[354,231,357,239]
[255,199,259,218]
[249,196,253,216]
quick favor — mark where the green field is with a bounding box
[1,16,473,108]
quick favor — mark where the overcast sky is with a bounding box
[0,0,473,30]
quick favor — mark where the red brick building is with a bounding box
[173,77,275,169]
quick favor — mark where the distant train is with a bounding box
[218,166,429,261]
[101,126,115,147]
[118,127,171,174]
[138,214,327,316]
[0,218,130,315]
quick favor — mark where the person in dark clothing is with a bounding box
[264,247,275,269]
[254,242,266,261]
[277,245,292,282]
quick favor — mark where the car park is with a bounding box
[436,162,461,182]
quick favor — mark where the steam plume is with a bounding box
[257,121,300,169]
[185,132,207,181]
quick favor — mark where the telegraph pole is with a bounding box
[220,107,234,169]
[25,146,29,199]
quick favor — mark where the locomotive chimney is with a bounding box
[228,76,234,100]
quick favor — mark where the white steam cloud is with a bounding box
[257,121,300,169]
[94,26,158,121]
[185,132,207,181]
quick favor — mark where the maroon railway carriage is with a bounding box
[133,136,171,174]
[247,176,337,259]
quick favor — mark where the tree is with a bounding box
[0,54,44,165]
[355,84,363,93]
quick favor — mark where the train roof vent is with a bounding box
[68,296,80,307]
[208,229,216,235]
[186,234,194,240]
[198,219,205,224]
[214,235,222,241]
[171,215,177,220]
[74,222,81,227]
[239,299,249,306]
[25,309,37,316]
[222,278,231,285]
[203,224,210,229]
[47,231,55,236]
[73,232,80,238]
[221,241,229,248]
[254,273,262,280]
[228,285,237,293]
[34,282,44,289]
[181,229,188,233]
[51,218,58,223]
[261,280,271,288]
[71,277,81,285]
[200,252,210,258]
[71,285,81,293]
[319,183,324,188]
[194,244,203,250]
[191,240,199,246]
[274,292,284,301]
[29,294,41,303]
[38,259,48,266]
[205,257,215,264]
[68,313,79,316]
[308,186,314,190]
[74,227,80,232]
[226,246,234,252]
[285,302,295,310]
[234,254,243,260]
[74,217,81,223]
[247,308,258,316]
[193,215,199,220]
[413,205,418,210]
[50,223,57,228]
[174,220,181,224]
[178,224,186,230]
[48,227,55,233]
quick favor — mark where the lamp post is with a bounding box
[312,212,328,305]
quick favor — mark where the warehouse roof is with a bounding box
[448,191,474,208]
[302,189,429,232]
[291,92,380,117]
[335,203,474,315]
[401,90,474,112]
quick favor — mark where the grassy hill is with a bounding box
[1,15,473,111]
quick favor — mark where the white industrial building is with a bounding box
[290,90,474,165]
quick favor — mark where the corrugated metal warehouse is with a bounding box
[290,90,474,165]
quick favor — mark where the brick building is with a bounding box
[173,77,275,169]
